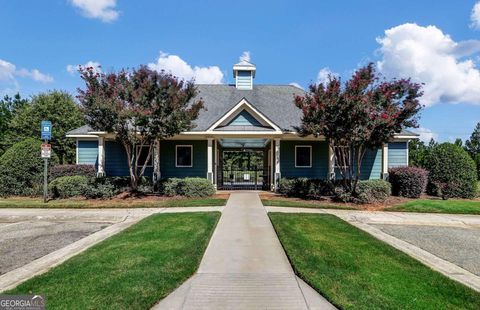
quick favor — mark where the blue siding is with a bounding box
[236,70,252,90]
[388,142,408,168]
[280,141,329,179]
[360,148,382,180]
[77,140,98,165]
[160,140,207,179]
[228,110,262,126]
[104,141,153,177]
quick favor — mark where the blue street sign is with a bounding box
[41,120,52,140]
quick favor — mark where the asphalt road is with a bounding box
[373,224,480,276]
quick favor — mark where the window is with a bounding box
[295,145,312,168]
[136,145,153,167]
[176,145,193,167]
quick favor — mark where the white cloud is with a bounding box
[148,52,224,84]
[376,23,480,106]
[413,127,438,142]
[471,2,480,29]
[239,51,251,62]
[289,82,304,90]
[66,61,102,75]
[0,59,53,83]
[316,67,337,85]
[69,0,119,22]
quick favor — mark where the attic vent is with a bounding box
[233,61,256,90]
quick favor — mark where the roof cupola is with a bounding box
[233,60,256,90]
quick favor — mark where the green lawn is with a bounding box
[269,213,480,310]
[0,197,227,208]
[7,212,220,309]
[261,198,354,209]
[387,199,480,215]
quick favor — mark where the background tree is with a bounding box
[454,138,463,147]
[408,138,428,167]
[295,63,422,194]
[465,122,480,157]
[0,93,28,154]
[7,91,83,164]
[78,65,204,190]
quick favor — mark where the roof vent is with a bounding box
[233,60,256,90]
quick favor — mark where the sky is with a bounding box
[2,0,480,142]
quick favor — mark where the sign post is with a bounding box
[41,121,52,203]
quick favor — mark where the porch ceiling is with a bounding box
[219,138,269,149]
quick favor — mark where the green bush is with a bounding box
[83,178,118,199]
[182,178,216,198]
[334,180,391,204]
[160,177,215,198]
[278,178,333,199]
[49,176,89,198]
[424,143,477,199]
[0,138,58,196]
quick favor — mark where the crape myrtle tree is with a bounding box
[294,63,423,194]
[78,65,204,191]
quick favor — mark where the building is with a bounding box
[66,60,417,191]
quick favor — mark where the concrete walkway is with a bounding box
[155,193,335,309]
[266,207,480,292]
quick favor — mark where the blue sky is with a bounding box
[1,0,480,142]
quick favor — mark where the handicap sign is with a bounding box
[41,120,52,140]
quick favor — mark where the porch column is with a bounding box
[328,144,335,180]
[214,139,219,188]
[97,136,105,177]
[153,139,161,183]
[382,143,389,179]
[270,139,274,191]
[274,138,281,191]
[207,138,214,183]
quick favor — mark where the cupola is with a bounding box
[233,60,256,90]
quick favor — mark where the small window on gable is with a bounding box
[295,145,312,168]
[176,145,193,167]
[136,145,153,167]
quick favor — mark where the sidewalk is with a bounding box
[155,193,335,309]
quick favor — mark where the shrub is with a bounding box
[50,164,96,180]
[334,180,391,204]
[424,143,477,199]
[388,167,428,198]
[49,176,89,198]
[160,177,215,198]
[83,178,118,199]
[278,178,333,199]
[0,138,58,196]
[182,178,216,198]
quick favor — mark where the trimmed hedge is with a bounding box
[160,177,215,198]
[388,167,428,198]
[83,177,118,199]
[0,138,58,196]
[50,164,96,180]
[334,180,391,204]
[424,143,477,199]
[278,178,333,199]
[49,176,89,198]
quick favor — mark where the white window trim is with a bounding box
[295,145,312,168]
[136,145,153,167]
[176,145,193,168]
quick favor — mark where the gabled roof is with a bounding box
[191,84,304,132]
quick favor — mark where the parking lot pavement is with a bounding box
[372,224,480,276]
[0,220,110,275]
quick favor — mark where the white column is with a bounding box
[382,143,389,179]
[153,139,161,182]
[207,138,213,183]
[328,144,335,180]
[274,138,281,191]
[270,139,274,191]
[214,139,219,188]
[97,136,105,176]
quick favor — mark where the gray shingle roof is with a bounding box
[214,125,275,132]
[66,124,93,135]
[191,84,304,131]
